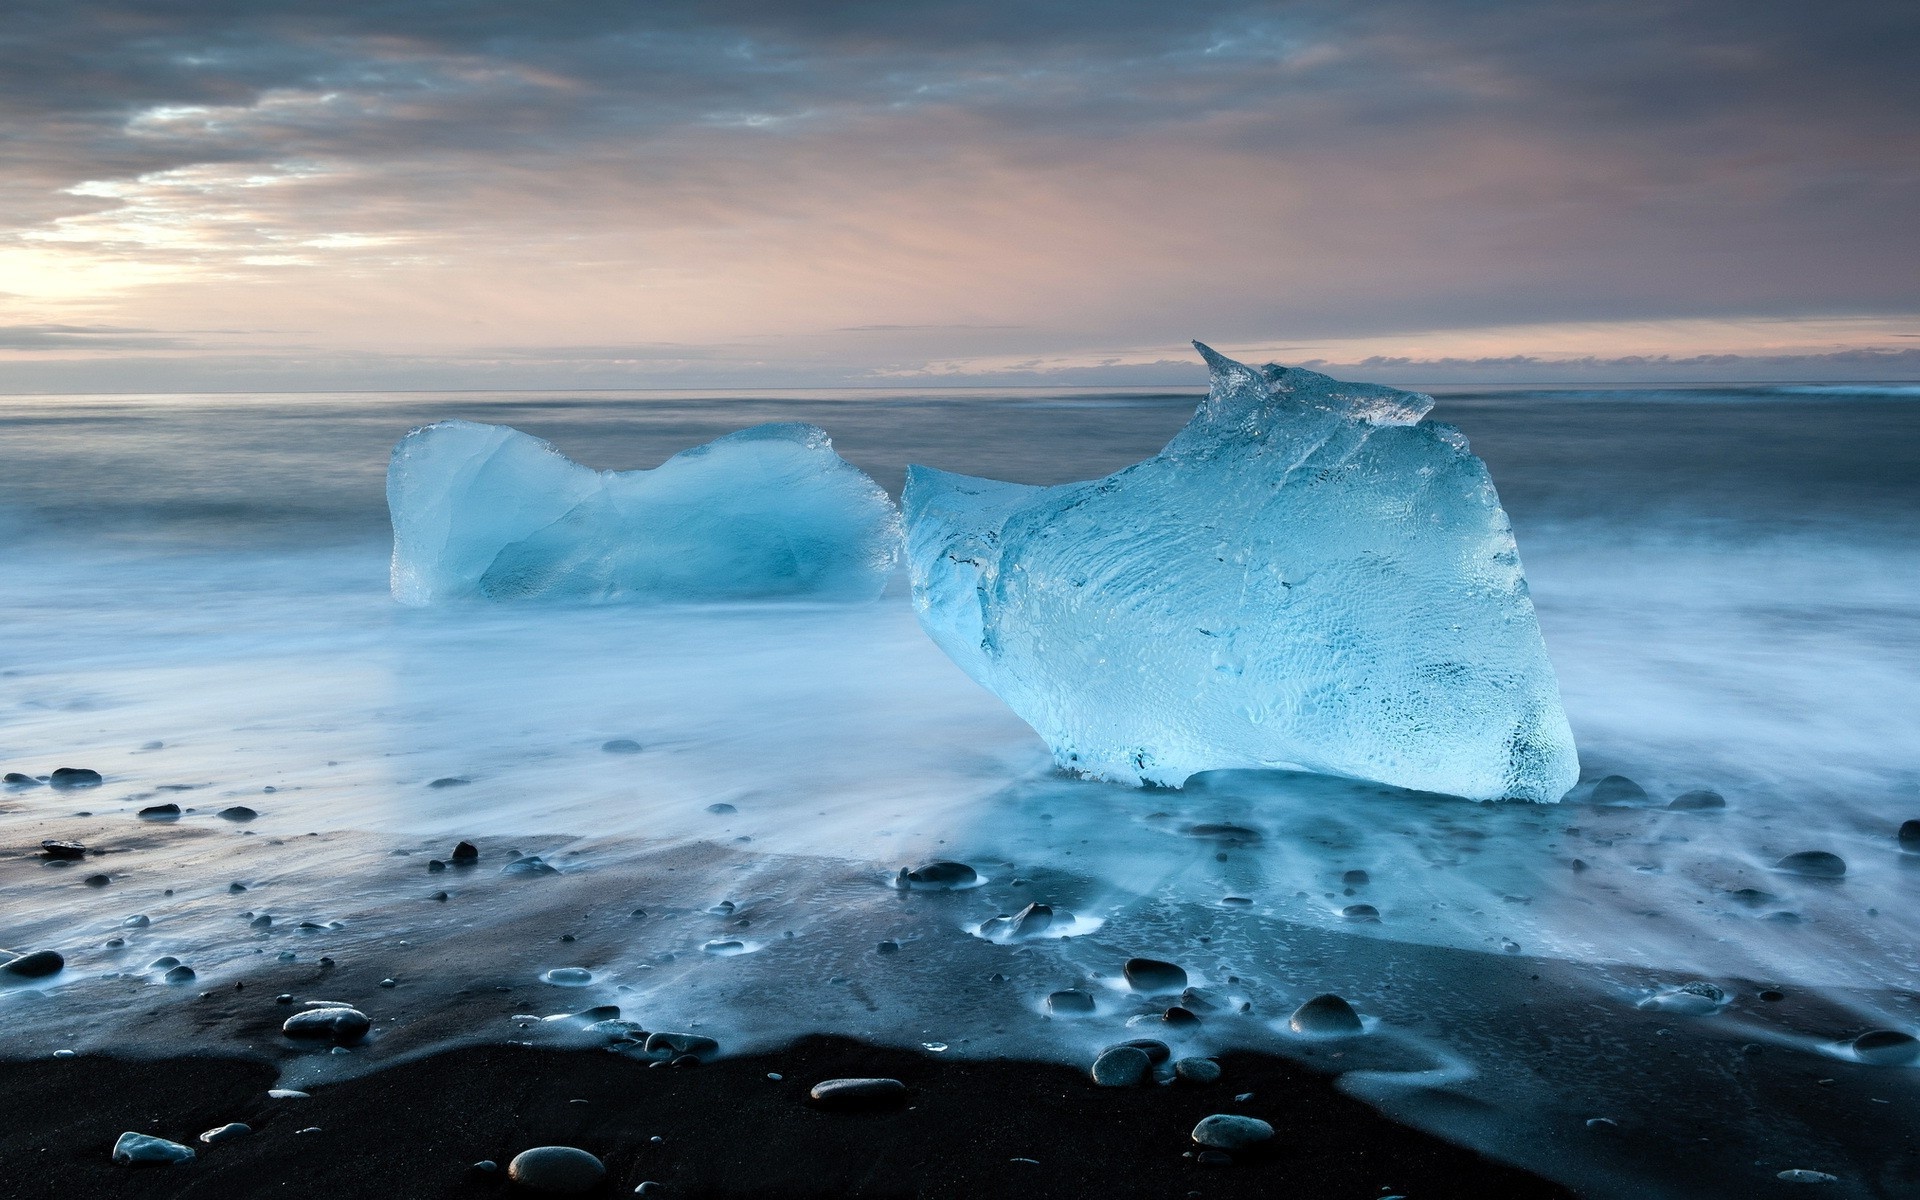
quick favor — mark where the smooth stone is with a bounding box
[267,1088,309,1099]
[601,739,644,754]
[1589,775,1648,804]
[451,840,479,863]
[40,840,87,860]
[1006,902,1055,940]
[137,803,181,820]
[1899,819,1920,852]
[543,967,593,986]
[1221,895,1253,905]
[218,806,258,821]
[508,1146,606,1194]
[113,1132,194,1165]
[1196,1149,1233,1166]
[281,1006,371,1044]
[427,860,446,872]
[1192,1114,1274,1150]
[1117,1038,1171,1064]
[706,803,737,814]
[644,1032,718,1056]
[896,861,979,890]
[199,1122,250,1145]
[1638,981,1726,1014]
[251,915,273,929]
[1775,851,1846,878]
[1777,1170,1839,1183]
[149,956,180,969]
[1184,822,1261,842]
[1124,957,1187,994]
[1090,1045,1151,1087]
[1179,986,1222,1013]
[228,882,248,893]
[503,856,558,876]
[1162,1006,1201,1027]
[4,772,42,787]
[703,940,746,955]
[1341,869,1370,885]
[808,1077,909,1108]
[1289,993,1363,1035]
[84,873,111,887]
[1046,989,1096,1016]
[1175,1057,1223,1084]
[165,965,196,984]
[49,767,103,789]
[427,777,470,789]
[1668,790,1725,810]
[123,915,150,928]
[1851,1029,1920,1065]
[2,950,65,979]
[1341,903,1380,921]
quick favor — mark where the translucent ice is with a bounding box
[388,420,899,604]
[902,343,1576,801]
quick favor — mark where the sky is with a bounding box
[1,0,1916,391]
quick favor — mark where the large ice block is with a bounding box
[389,420,900,604]
[902,344,1577,801]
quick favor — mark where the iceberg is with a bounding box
[388,420,900,604]
[902,343,1577,801]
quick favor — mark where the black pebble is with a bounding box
[451,841,479,863]
[40,840,87,860]
[84,873,110,887]
[49,767,103,789]
[1899,819,1920,852]
[218,807,258,821]
[138,803,182,820]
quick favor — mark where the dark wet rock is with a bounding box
[228,882,247,893]
[1342,869,1370,885]
[507,1146,605,1194]
[112,1132,194,1165]
[1586,1117,1618,1131]
[165,964,197,984]
[40,840,87,860]
[1047,989,1096,1016]
[1899,819,1920,852]
[645,1032,718,1056]
[451,841,479,863]
[49,767,103,789]
[1570,858,1589,872]
[427,859,446,873]
[708,901,736,915]
[809,1077,909,1109]
[427,777,470,789]
[199,1122,250,1145]
[1124,957,1187,994]
[1669,790,1725,811]
[705,940,747,955]
[123,915,149,928]
[149,956,180,969]
[1589,775,1648,805]
[432,890,449,901]
[137,803,181,820]
[250,915,272,929]
[1192,1114,1274,1150]
[501,855,558,877]
[2,949,64,979]
[4,772,42,787]
[1759,989,1785,1002]
[1179,986,1222,1013]
[1221,895,1253,905]
[1775,851,1846,878]
[1174,1057,1222,1084]
[282,1006,371,1044]
[1008,902,1058,940]
[706,802,737,814]
[543,968,593,986]
[1289,993,1363,1035]
[1729,888,1778,907]
[896,861,978,890]
[1341,903,1380,921]
[1161,1005,1201,1028]
[217,806,258,821]
[1184,823,1261,842]
[875,940,899,954]
[84,873,110,888]
[1851,1029,1920,1065]
[1116,1038,1171,1064]
[601,739,644,754]
[1776,1169,1839,1184]
[1090,1046,1151,1087]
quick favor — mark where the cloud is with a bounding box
[0,323,186,351]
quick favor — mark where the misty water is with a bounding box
[3,383,1918,1197]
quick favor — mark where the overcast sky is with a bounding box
[2,0,1915,390]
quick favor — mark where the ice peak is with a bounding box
[1189,342,1434,431]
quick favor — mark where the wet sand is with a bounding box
[0,1035,1572,1199]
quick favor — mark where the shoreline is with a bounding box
[0,1035,1573,1199]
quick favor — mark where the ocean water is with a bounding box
[2,382,1918,1197]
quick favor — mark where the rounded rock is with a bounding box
[1775,851,1846,878]
[507,1146,606,1194]
[451,840,479,863]
[1898,819,1920,853]
[1123,957,1187,994]
[1851,1029,1920,1066]
[1046,989,1095,1016]
[50,767,103,789]
[199,1122,250,1145]
[1191,1114,1274,1151]
[1589,775,1648,805]
[1090,1045,1151,1087]
[1117,1038,1172,1064]
[809,1077,909,1109]
[137,803,181,820]
[1341,903,1379,921]
[1668,790,1725,811]
[896,861,979,890]
[2,950,65,979]
[40,840,87,860]
[281,1006,371,1044]
[502,856,558,877]
[218,806,258,822]
[1289,993,1363,1035]
[1174,1057,1222,1084]
[601,739,644,754]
